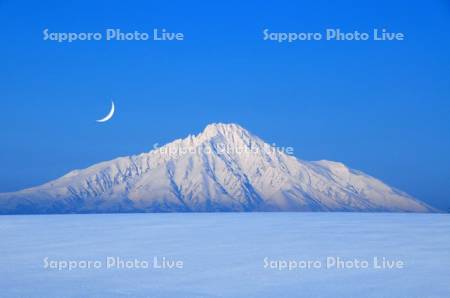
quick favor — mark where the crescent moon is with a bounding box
[96,101,115,123]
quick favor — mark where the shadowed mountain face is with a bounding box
[0,123,436,214]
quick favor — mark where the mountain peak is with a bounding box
[193,123,254,145]
[202,122,247,136]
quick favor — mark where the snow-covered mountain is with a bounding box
[0,123,436,214]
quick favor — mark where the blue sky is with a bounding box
[0,0,449,210]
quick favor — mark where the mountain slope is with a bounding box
[0,123,436,214]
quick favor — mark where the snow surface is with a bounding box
[0,213,449,297]
[0,123,436,213]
